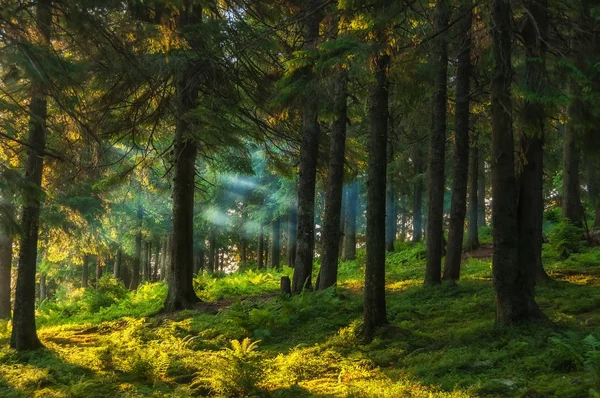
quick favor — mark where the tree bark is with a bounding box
[490,0,543,324]
[39,273,47,303]
[208,229,216,273]
[287,207,297,268]
[518,0,550,283]
[292,1,322,294]
[465,134,480,250]
[129,206,142,290]
[160,239,167,280]
[96,257,102,282]
[11,0,51,351]
[412,147,424,242]
[114,249,122,280]
[425,0,450,286]
[563,100,582,227]
[269,217,281,270]
[478,154,487,227]
[363,52,389,340]
[164,4,202,310]
[385,138,396,252]
[342,180,358,261]
[589,160,600,228]
[257,225,264,269]
[0,225,12,319]
[318,68,348,290]
[82,255,89,287]
[443,3,472,283]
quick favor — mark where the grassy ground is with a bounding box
[1,240,600,397]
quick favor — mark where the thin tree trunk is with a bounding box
[82,255,89,287]
[319,68,348,290]
[208,229,216,273]
[160,240,167,280]
[490,0,543,323]
[292,2,322,294]
[519,0,550,283]
[363,52,389,340]
[257,225,264,269]
[129,206,142,290]
[39,273,46,303]
[385,138,396,252]
[443,3,472,284]
[269,217,281,270]
[412,147,424,242]
[114,249,122,280]
[0,224,13,319]
[589,159,600,228]
[342,180,358,261]
[10,0,51,351]
[96,257,102,282]
[287,207,297,268]
[465,134,480,250]
[478,155,486,227]
[563,102,582,226]
[425,0,449,286]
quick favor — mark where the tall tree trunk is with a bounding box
[114,249,122,280]
[342,180,358,260]
[425,0,450,286]
[363,52,389,340]
[399,196,407,241]
[518,0,550,283]
[269,217,281,270]
[385,138,396,252]
[96,257,102,282]
[318,68,348,290]
[208,229,216,273]
[465,134,480,250]
[39,273,46,303]
[164,1,202,311]
[0,224,13,319]
[477,154,486,227]
[10,0,51,351]
[292,1,322,294]
[412,147,424,242]
[287,207,297,268]
[129,206,142,290]
[160,240,167,280]
[153,242,159,281]
[490,0,543,323]
[82,255,89,287]
[589,159,600,228]
[563,102,582,226]
[257,225,264,269]
[443,3,472,284]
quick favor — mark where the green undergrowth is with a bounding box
[1,241,600,397]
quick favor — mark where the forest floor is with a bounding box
[1,242,600,397]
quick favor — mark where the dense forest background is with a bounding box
[0,0,600,396]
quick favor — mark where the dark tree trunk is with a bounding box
[465,134,480,250]
[563,102,582,227]
[122,258,131,288]
[589,160,600,228]
[240,237,247,269]
[208,229,216,273]
[363,52,389,340]
[478,154,487,227]
[129,206,142,290]
[443,4,472,284]
[287,207,297,268]
[269,217,281,270]
[342,180,358,261]
[519,0,550,283]
[425,0,449,286]
[165,15,201,310]
[292,2,322,294]
[10,0,50,351]
[0,226,12,319]
[399,196,407,241]
[490,0,543,324]
[385,139,396,253]
[160,240,167,280]
[96,257,102,282]
[412,147,424,242]
[257,225,264,269]
[114,249,122,280]
[39,273,46,303]
[318,68,348,290]
[153,242,159,281]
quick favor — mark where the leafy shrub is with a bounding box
[550,330,600,393]
[546,221,586,260]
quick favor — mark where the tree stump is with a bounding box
[280,276,291,296]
